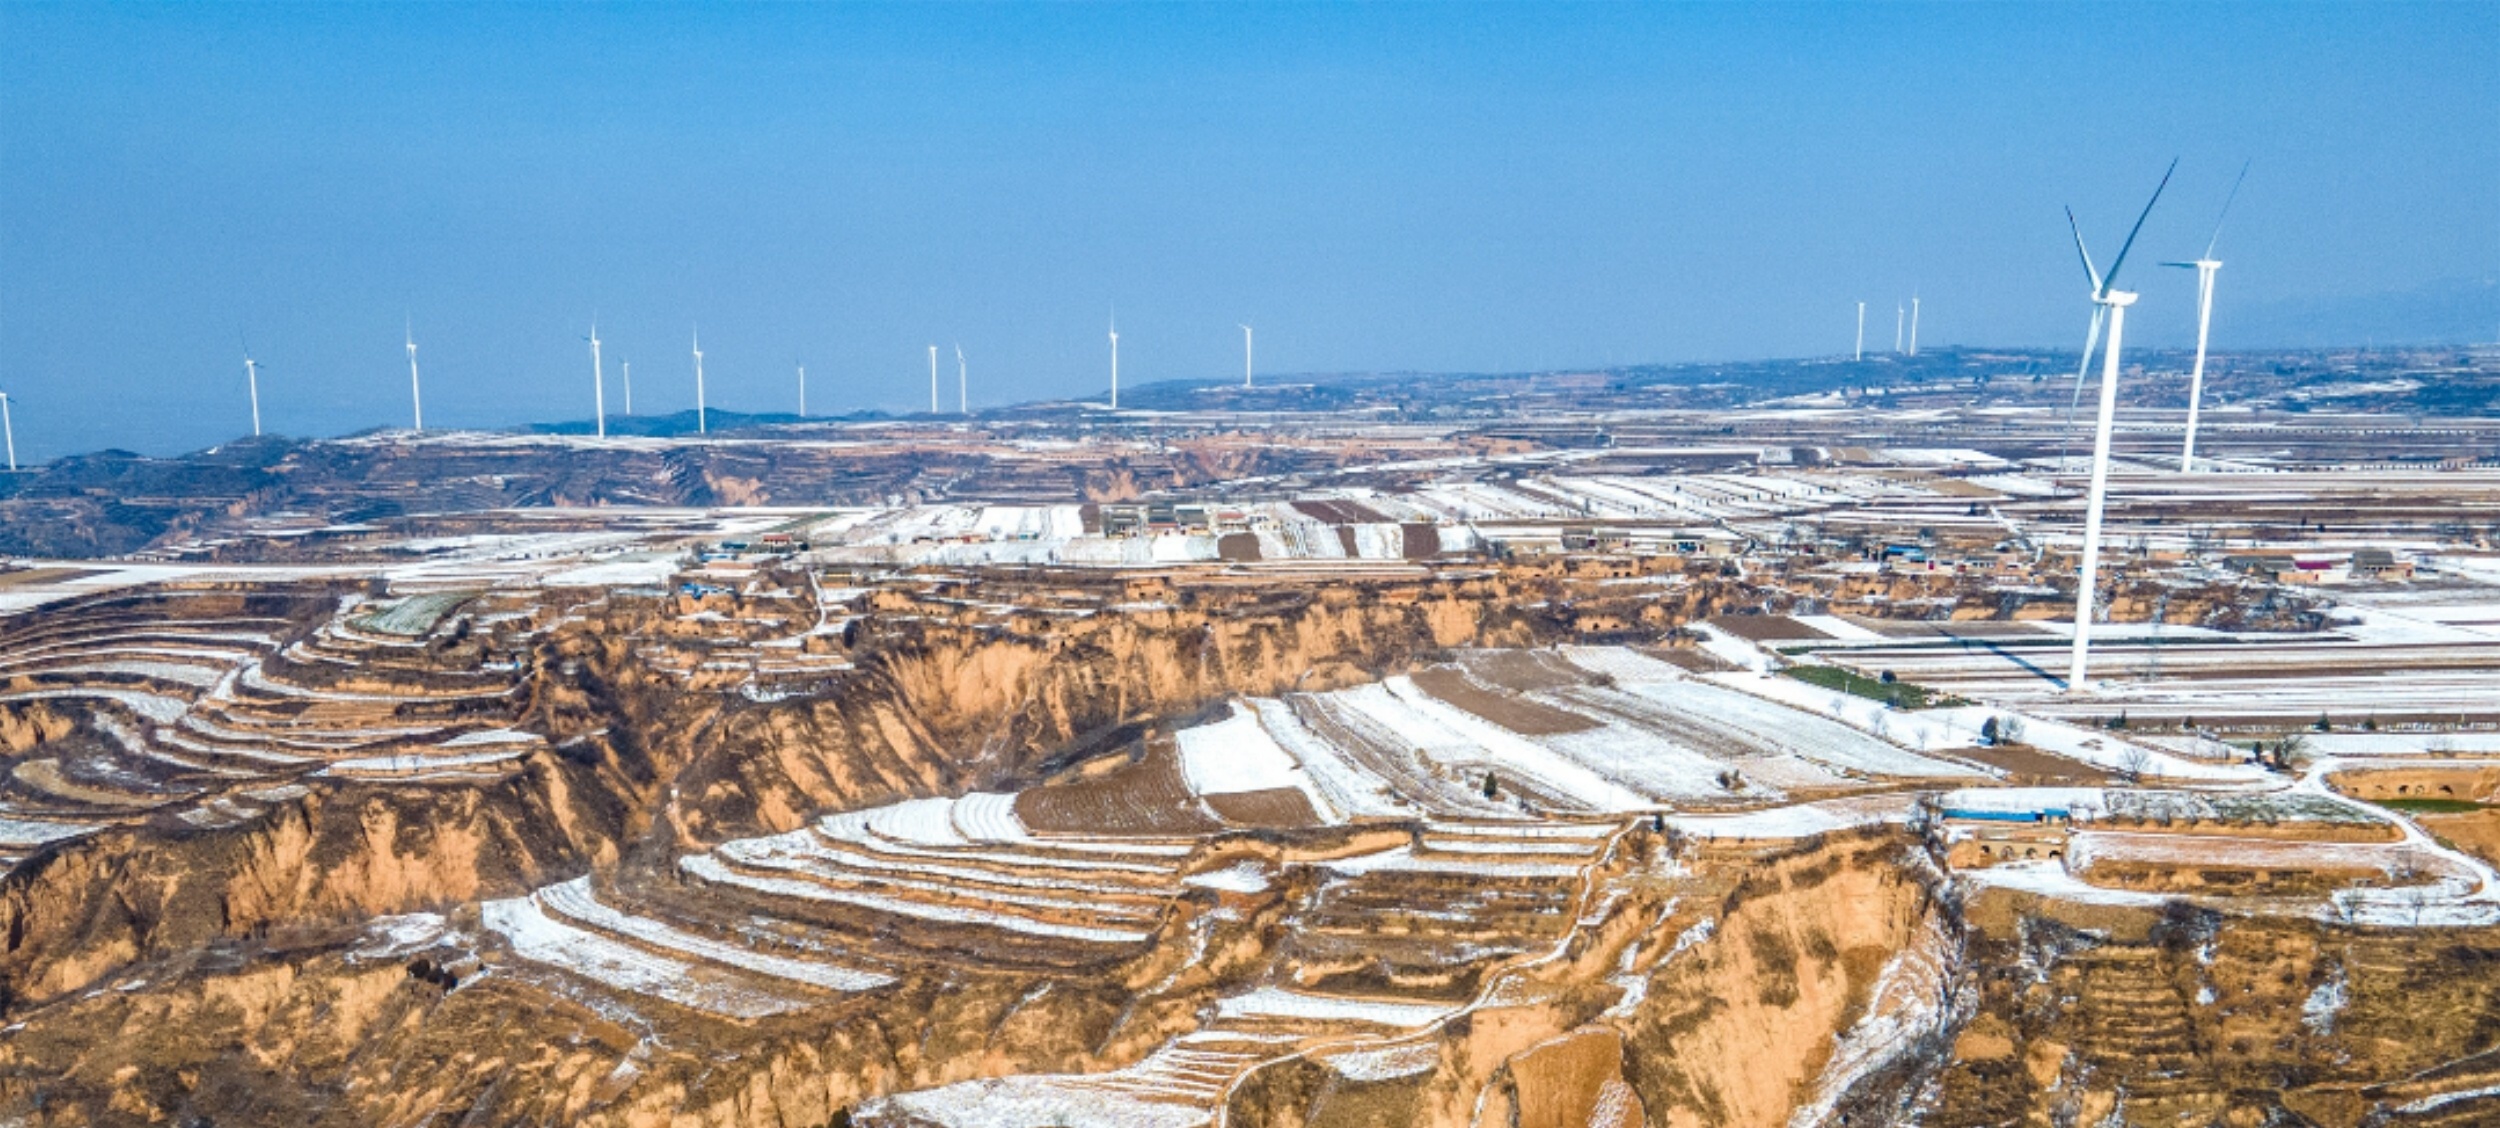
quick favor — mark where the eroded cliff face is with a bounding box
[16,561,2489,1127]
[1929,892,2500,1128]
[0,816,1952,1128]
[671,575,1633,846]
[0,781,627,1010]
[0,564,1740,1015]
[1215,833,1956,1128]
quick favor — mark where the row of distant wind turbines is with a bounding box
[1852,296,1925,361]
[17,162,2237,703]
[234,316,1264,442]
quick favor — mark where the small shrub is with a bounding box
[1748,928,1801,1007]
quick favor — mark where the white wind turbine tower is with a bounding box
[0,391,15,472]
[405,320,424,432]
[586,323,607,438]
[621,360,632,415]
[242,351,263,437]
[955,345,967,414]
[2163,160,2248,473]
[692,328,708,435]
[1908,295,1921,357]
[2064,159,2175,694]
[796,362,806,418]
[1854,302,1865,361]
[1894,302,1905,352]
[927,345,938,414]
[1107,310,1120,409]
[1240,324,1254,387]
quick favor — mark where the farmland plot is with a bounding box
[482,893,821,1020]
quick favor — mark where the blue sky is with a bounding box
[2,2,2494,457]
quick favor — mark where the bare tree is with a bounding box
[2400,882,2432,927]
[2118,746,2152,784]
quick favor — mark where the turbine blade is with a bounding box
[2073,305,2106,394]
[2102,157,2178,291]
[2204,158,2250,260]
[2064,305,2108,471]
[2066,207,2103,295]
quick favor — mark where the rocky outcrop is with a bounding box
[1931,891,2500,1125]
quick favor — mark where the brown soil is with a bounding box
[2417,809,2500,868]
[1409,668,1598,735]
[0,568,108,588]
[1202,787,1322,829]
[1461,650,1589,693]
[1014,741,1221,836]
[1498,1028,1645,1128]
[1866,619,2051,639]
[1290,499,1390,525]
[1216,533,1262,562]
[2079,859,2385,897]
[1950,743,2113,785]
[1634,645,1738,674]
[1708,614,1830,642]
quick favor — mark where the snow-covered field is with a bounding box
[1177,702,1340,820]
[482,892,817,1019]
[536,877,892,993]
[1214,986,1457,1027]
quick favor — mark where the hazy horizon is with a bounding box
[4,3,2494,460]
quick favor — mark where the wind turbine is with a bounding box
[0,391,15,471]
[242,350,263,437]
[1854,302,1865,361]
[587,322,606,438]
[2064,159,2176,694]
[2163,161,2248,473]
[1107,311,1119,409]
[405,319,424,433]
[621,360,632,415]
[692,328,708,434]
[796,362,806,418]
[1240,324,1254,387]
[927,345,939,414]
[1908,295,1921,357]
[955,345,967,415]
[1894,302,1905,353]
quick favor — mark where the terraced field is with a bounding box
[472,779,1641,1127]
[453,642,2015,1125]
[4,547,2497,1125]
[0,587,549,864]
